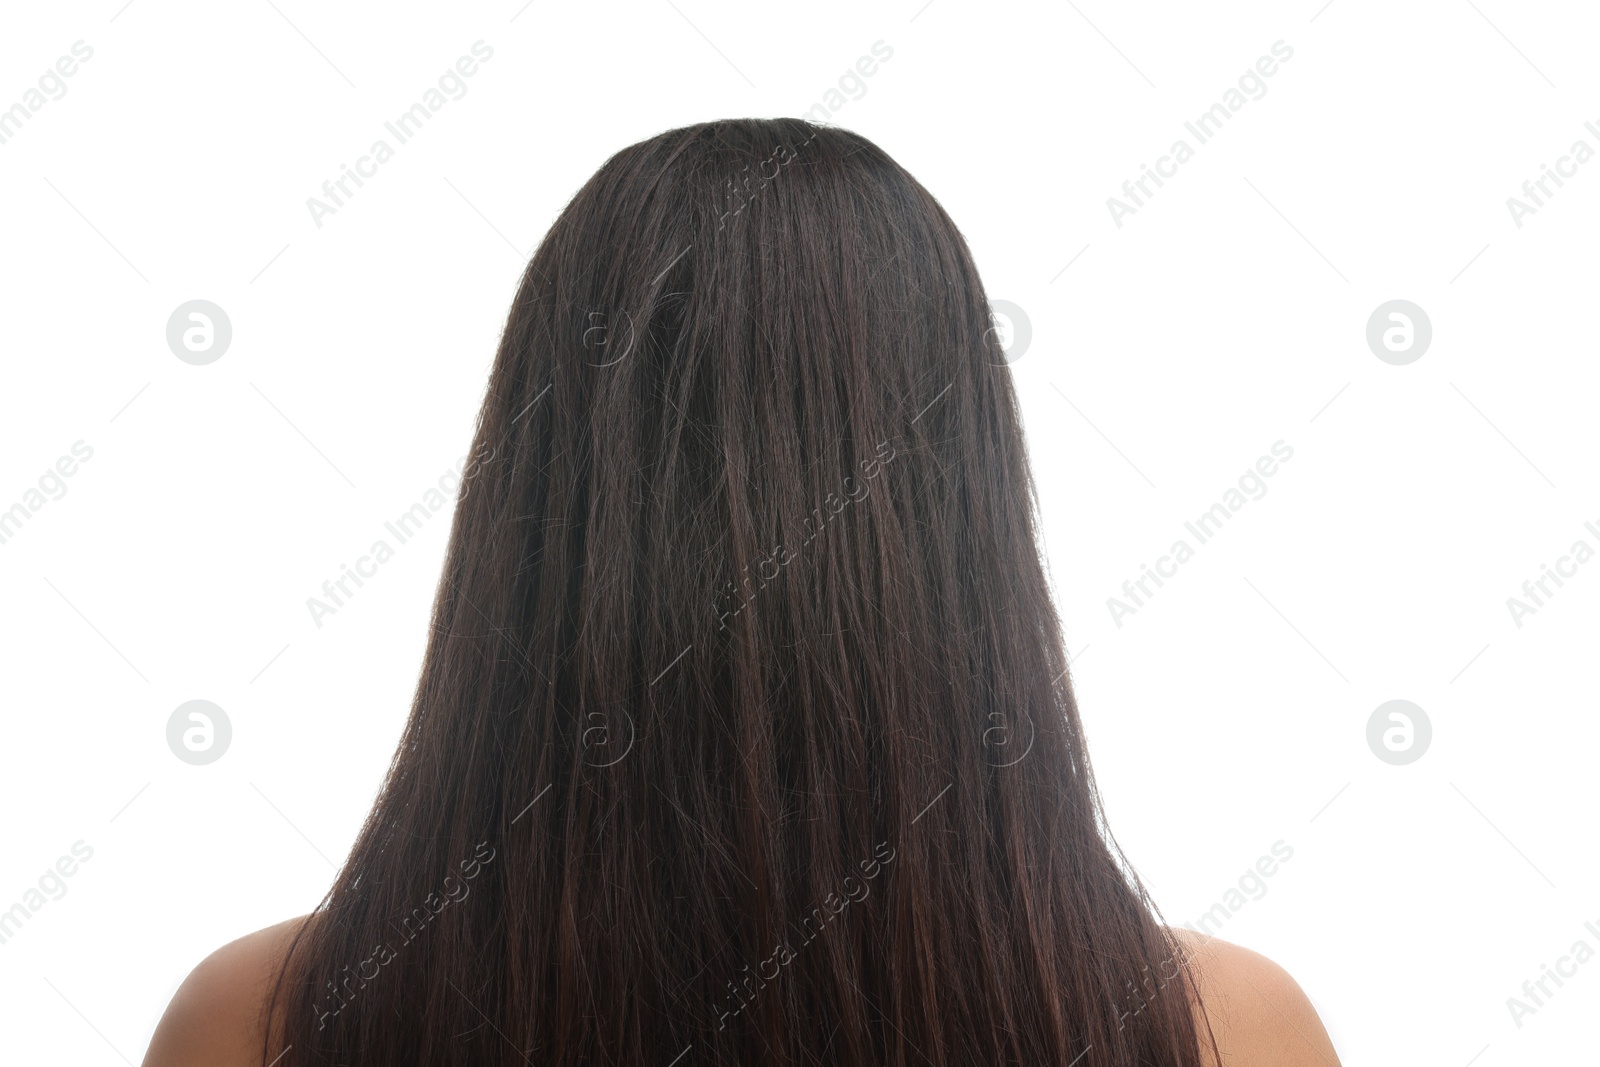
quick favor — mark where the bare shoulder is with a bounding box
[142,914,312,1067]
[1167,927,1342,1067]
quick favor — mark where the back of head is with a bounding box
[271,117,1207,1067]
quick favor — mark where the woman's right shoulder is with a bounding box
[1166,927,1342,1067]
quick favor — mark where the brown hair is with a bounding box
[269,117,1211,1066]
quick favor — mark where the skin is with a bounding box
[142,917,302,1067]
[142,918,1341,1066]
[1172,928,1343,1067]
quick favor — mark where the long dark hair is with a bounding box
[269,117,1211,1066]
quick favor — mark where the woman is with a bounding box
[145,118,1340,1066]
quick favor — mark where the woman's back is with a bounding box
[144,915,1339,1065]
[143,118,1340,1067]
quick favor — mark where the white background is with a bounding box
[1,1,1596,1063]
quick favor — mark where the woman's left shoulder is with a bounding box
[142,914,311,1067]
